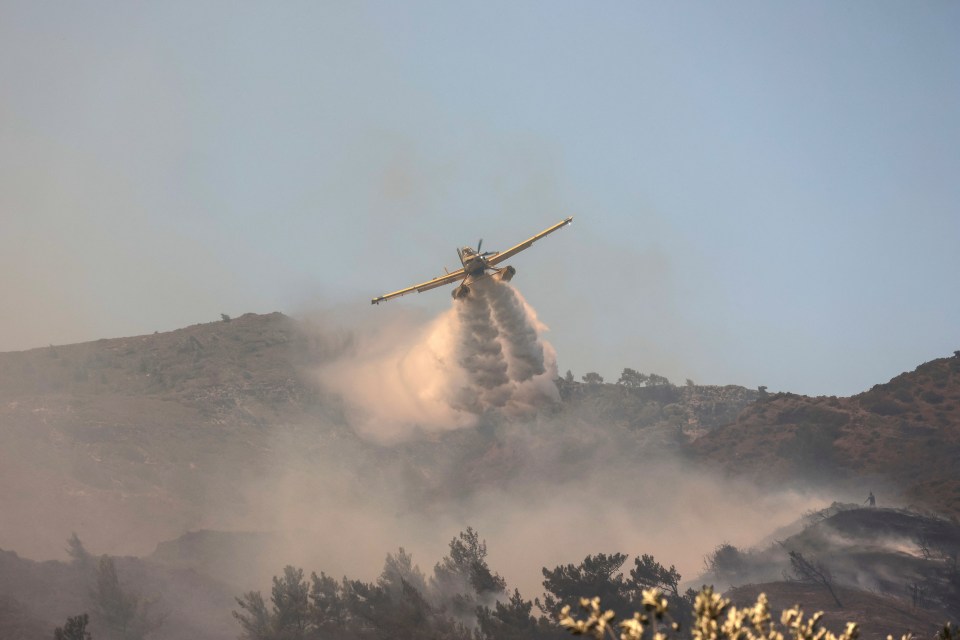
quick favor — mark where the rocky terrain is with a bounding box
[693,354,960,517]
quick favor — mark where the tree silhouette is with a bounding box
[582,372,604,385]
[379,548,428,599]
[630,554,681,597]
[540,553,633,618]
[704,543,747,586]
[233,590,271,640]
[617,368,648,388]
[271,566,310,638]
[788,551,842,608]
[54,614,92,640]
[308,572,347,635]
[432,527,505,616]
[66,533,91,571]
[647,373,671,387]
[477,589,561,640]
[92,556,162,640]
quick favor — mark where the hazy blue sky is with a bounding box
[2,2,957,395]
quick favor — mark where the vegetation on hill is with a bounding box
[228,510,957,640]
[693,354,960,517]
[0,314,762,562]
[557,371,759,445]
[1,493,958,640]
[4,505,958,639]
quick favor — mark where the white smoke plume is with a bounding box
[484,280,546,382]
[317,278,559,443]
[452,283,511,412]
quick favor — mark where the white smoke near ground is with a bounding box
[271,284,834,597]
[317,278,559,443]
[238,427,831,600]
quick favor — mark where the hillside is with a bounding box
[0,312,760,559]
[692,354,960,517]
[700,505,960,638]
[1,314,959,638]
[557,377,759,441]
[0,311,323,413]
[2,313,958,546]
[0,313,346,559]
[2,312,957,563]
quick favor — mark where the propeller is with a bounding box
[476,238,496,257]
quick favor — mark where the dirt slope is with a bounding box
[693,355,960,517]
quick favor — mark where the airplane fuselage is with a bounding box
[458,248,489,276]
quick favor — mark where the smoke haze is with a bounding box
[250,287,828,596]
[0,293,833,637]
[234,401,827,600]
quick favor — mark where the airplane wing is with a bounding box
[371,268,466,304]
[486,216,573,267]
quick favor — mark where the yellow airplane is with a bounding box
[371,216,573,305]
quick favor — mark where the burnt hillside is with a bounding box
[701,505,960,638]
